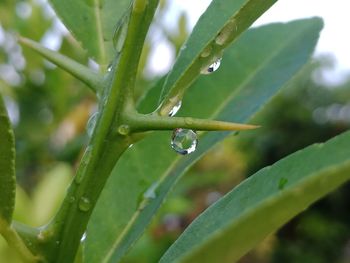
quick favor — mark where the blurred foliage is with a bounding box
[0,0,349,262]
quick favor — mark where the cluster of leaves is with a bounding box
[0,0,349,263]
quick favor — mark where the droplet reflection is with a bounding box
[201,58,222,75]
[171,128,198,155]
[168,101,182,117]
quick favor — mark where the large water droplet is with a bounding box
[79,197,91,212]
[168,101,182,117]
[171,128,198,155]
[86,112,99,137]
[201,58,222,75]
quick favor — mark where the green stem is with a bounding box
[39,1,160,262]
[0,219,40,262]
[18,37,104,93]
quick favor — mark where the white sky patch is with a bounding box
[150,0,350,84]
[145,38,175,78]
[254,0,350,73]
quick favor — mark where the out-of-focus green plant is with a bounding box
[0,0,349,262]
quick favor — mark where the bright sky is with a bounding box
[149,0,350,84]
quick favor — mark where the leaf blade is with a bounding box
[0,96,16,224]
[86,18,323,263]
[159,0,278,114]
[48,0,132,65]
[160,131,350,263]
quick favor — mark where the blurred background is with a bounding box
[0,0,349,262]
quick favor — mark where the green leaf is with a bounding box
[0,96,16,224]
[160,130,350,263]
[86,18,323,263]
[159,0,278,115]
[48,0,132,65]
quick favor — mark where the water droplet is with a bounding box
[69,196,76,203]
[79,197,91,212]
[200,45,212,58]
[118,124,130,135]
[180,44,187,51]
[128,144,134,148]
[107,64,112,72]
[215,20,237,46]
[37,231,45,241]
[143,182,158,199]
[168,101,182,117]
[113,13,129,52]
[278,178,288,190]
[201,58,222,75]
[81,232,87,242]
[171,128,198,155]
[184,117,193,125]
[86,112,99,137]
[75,147,92,184]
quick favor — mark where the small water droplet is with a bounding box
[86,112,99,137]
[215,19,237,46]
[200,45,212,58]
[79,197,91,212]
[171,128,198,155]
[37,231,45,241]
[128,144,134,148]
[75,147,92,184]
[118,124,130,135]
[81,232,87,242]
[143,182,158,199]
[107,64,112,72]
[184,117,193,125]
[201,58,222,75]
[180,44,187,51]
[168,101,182,117]
[69,196,76,203]
[278,178,288,190]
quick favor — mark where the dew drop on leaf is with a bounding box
[81,232,87,243]
[201,58,222,75]
[171,128,198,155]
[86,112,99,137]
[168,101,182,117]
[143,182,158,199]
[200,45,212,58]
[278,177,288,190]
[79,197,91,212]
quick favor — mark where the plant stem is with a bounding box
[0,219,40,262]
[18,37,104,93]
